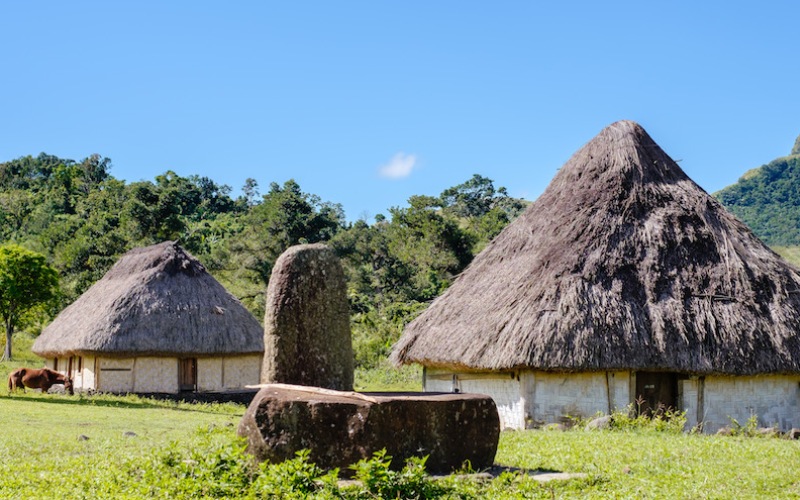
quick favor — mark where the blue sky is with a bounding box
[2,2,798,221]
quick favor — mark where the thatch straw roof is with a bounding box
[392,121,800,375]
[33,241,264,357]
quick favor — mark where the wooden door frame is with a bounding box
[178,358,198,392]
[634,371,679,416]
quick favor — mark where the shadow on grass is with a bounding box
[484,465,561,476]
[0,392,250,414]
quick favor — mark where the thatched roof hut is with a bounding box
[34,241,264,358]
[392,120,800,376]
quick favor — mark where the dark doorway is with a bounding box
[179,358,197,392]
[635,372,678,416]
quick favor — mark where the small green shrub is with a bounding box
[349,449,450,499]
[354,362,421,392]
[129,426,256,498]
[252,450,339,499]
[609,402,687,434]
[727,414,762,437]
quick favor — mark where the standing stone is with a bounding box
[262,244,354,391]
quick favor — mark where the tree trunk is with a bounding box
[2,318,12,361]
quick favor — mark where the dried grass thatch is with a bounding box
[392,121,800,375]
[33,241,264,357]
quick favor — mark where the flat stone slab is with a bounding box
[238,384,500,475]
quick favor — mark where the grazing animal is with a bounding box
[7,367,73,395]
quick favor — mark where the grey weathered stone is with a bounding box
[238,384,500,475]
[262,244,354,391]
[756,426,780,437]
[585,415,612,431]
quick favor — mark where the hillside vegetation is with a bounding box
[0,154,525,369]
[715,136,800,247]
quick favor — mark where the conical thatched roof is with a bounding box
[392,121,800,375]
[33,241,264,357]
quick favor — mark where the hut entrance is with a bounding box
[179,358,197,392]
[635,372,678,416]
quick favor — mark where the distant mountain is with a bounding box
[715,135,800,247]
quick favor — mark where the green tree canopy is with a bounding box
[715,156,800,246]
[0,245,59,360]
[218,179,345,317]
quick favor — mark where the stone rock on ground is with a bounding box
[238,384,500,475]
[585,415,613,431]
[262,244,354,391]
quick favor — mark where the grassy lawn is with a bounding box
[497,429,800,499]
[774,245,800,267]
[2,387,800,498]
[3,342,800,498]
[0,391,244,498]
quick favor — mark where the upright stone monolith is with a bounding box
[262,243,354,390]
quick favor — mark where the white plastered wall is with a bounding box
[222,354,262,389]
[97,358,135,393]
[45,356,96,392]
[198,358,223,391]
[42,354,261,394]
[424,368,631,429]
[198,355,262,391]
[680,374,800,433]
[77,356,96,391]
[425,369,524,429]
[528,371,631,425]
[133,357,179,393]
[83,356,97,390]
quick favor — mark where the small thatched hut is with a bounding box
[392,120,800,432]
[33,241,264,394]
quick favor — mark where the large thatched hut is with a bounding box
[33,241,264,394]
[392,121,800,432]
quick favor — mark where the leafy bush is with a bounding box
[348,449,450,499]
[129,426,256,498]
[354,362,421,392]
[251,450,339,499]
[726,415,760,437]
[610,402,687,434]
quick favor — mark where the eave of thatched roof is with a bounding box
[391,120,800,376]
[33,241,264,358]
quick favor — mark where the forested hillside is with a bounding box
[0,153,526,369]
[715,136,800,247]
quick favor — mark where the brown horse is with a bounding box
[7,367,73,395]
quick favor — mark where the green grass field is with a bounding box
[774,246,800,267]
[2,387,800,498]
[3,335,800,498]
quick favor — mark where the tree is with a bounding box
[440,174,498,218]
[439,174,527,244]
[220,179,344,317]
[0,245,59,360]
[385,195,474,301]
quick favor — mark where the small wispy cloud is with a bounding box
[379,152,417,179]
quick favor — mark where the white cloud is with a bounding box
[379,152,417,179]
